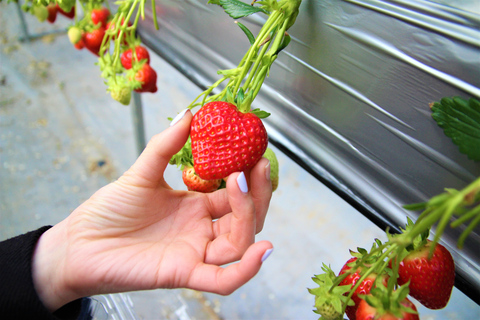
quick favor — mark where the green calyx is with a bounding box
[169,136,194,170]
[308,264,353,320]
[358,283,417,319]
[189,0,301,114]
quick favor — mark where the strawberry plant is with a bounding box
[168,0,301,189]
[309,176,480,319]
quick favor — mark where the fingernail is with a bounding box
[237,172,248,193]
[265,160,271,181]
[261,248,274,262]
[170,109,189,127]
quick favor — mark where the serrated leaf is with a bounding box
[236,21,255,45]
[211,0,269,19]
[431,96,480,161]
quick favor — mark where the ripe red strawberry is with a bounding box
[46,4,57,23]
[190,101,268,180]
[339,257,389,320]
[121,46,150,70]
[397,240,455,309]
[183,166,222,193]
[74,38,85,50]
[356,296,419,320]
[84,27,106,56]
[133,63,158,93]
[56,4,75,19]
[91,7,111,27]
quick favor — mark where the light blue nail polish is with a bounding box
[237,172,248,193]
[170,109,189,127]
[261,248,274,262]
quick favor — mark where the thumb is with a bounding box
[126,109,192,186]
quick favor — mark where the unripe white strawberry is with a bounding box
[68,27,83,45]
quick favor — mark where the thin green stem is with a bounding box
[451,204,480,228]
[232,10,282,96]
[458,211,480,249]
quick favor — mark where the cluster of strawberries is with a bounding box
[25,1,157,105]
[26,2,75,24]
[310,218,456,320]
[66,5,157,101]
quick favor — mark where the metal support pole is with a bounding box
[15,1,67,42]
[131,92,147,156]
[15,1,31,42]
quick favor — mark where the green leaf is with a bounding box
[251,108,271,118]
[431,96,480,161]
[236,21,255,45]
[210,0,269,19]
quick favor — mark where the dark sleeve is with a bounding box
[0,226,89,320]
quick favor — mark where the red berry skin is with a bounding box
[84,27,106,56]
[121,46,150,70]
[91,7,111,27]
[56,4,75,19]
[356,297,419,320]
[182,167,221,193]
[397,241,455,310]
[190,102,268,180]
[339,257,389,320]
[74,38,85,50]
[46,4,57,24]
[133,64,158,93]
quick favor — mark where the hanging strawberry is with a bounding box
[169,0,300,182]
[46,4,57,24]
[56,4,75,19]
[190,101,268,180]
[84,26,106,56]
[91,6,111,27]
[120,46,150,70]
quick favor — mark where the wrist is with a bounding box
[31,220,78,312]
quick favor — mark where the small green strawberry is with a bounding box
[263,147,279,191]
[110,85,132,106]
[32,5,48,23]
[309,264,354,320]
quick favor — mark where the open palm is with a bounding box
[33,110,273,311]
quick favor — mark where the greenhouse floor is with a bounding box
[1,3,479,319]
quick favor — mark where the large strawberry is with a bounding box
[190,101,268,180]
[132,63,158,93]
[339,252,389,320]
[121,46,150,70]
[396,240,455,309]
[183,166,222,193]
[391,218,455,310]
[84,27,106,56]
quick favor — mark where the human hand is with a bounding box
[32,109,274,311]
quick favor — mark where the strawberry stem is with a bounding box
[186,0,301,113]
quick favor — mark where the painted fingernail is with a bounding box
[265,160,271,181]
[170,109,189,127]
[261,248,274,262]
[237,172,248,193]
